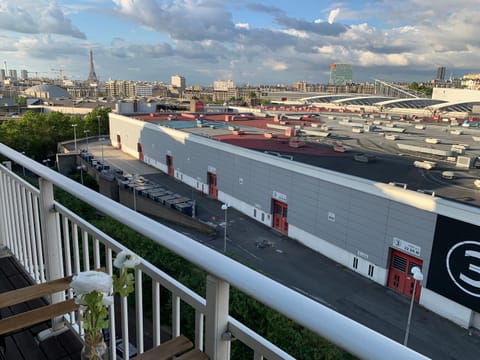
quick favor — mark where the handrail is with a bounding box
[0,144,429,359]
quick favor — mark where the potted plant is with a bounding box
[70,250,140,360]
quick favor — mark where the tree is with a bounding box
[83,107,111,137]
[16,97,27,106]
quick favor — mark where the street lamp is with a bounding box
[77,165,85,185]
[404,266,423,347]
[21,151,26,176]
[84,130,90,152]
[221,203,229,252]
[72,123,78,151]
[101,139,105,169]
[131,174,139,211]
[97,115,101,138]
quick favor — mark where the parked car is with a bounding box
[354,153,376,163]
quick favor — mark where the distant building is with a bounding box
[105,80,135,98]
[8,70,17,81]
[329,63,353,85]
[213,80,234,91]
[24,84,69,99]
[171,75,186,90]
[460,74,480,91]
[135,83,153,97]
[20,70,28,80]
[0,70,5,81]
[436,67,446,81]
[213,80,235,102]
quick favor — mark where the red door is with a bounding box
[116,134,122,150]
[387,249,423,302]
[166,155,174,176]
[272,200,288,234]
[208,172,217,199]
[138,143,144,161]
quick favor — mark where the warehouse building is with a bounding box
[109,112,480,331]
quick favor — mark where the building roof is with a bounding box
[332,96,393,106]
[24,84,70,99]
[375,98,446,109]
[427,101,480,113]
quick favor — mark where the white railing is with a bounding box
[0,144,430,360]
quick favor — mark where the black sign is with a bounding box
[427,215,480,312]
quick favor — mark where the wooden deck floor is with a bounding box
[0,255,82,360]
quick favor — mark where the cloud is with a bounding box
[235,23,250,30]
[276,15,348,36]
[327,8,340,24]
[0,1,86,39]
[15,35,86,59]
[263,59,288,71]
[113,0,237,41]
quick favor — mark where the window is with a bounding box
[368,265,375,277]
[353,257,359,269]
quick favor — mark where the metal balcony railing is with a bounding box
[0,144,429,360]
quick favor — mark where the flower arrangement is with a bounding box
[70,250,141,359]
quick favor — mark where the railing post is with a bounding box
[38,178,65,331]
[0,171,6,250]
[205,275,230,360]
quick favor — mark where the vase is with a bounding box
[81,332,109,360]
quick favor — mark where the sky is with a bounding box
[1,0,480,86]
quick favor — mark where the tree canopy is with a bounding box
[0,107,110,160]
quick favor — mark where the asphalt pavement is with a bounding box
[89,141,480,359]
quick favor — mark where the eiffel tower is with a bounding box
[87,49,98,85]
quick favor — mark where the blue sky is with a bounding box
[1,0,479,86]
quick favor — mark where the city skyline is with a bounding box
[0,1,479,86]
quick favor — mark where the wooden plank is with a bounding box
[0,276,73,308]
[132,335,193,360]
[13,330,47,360]
[0,299,79,335]
[38,332,69,359]
[176,348,209,360]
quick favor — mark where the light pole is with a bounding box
[77,165,85,184]
[404,266,423,347]
[84,130,90,152]
[21,151,26,176]
[97,115,101,138]
[131,174,139,211]
[221,203,229,252]
[72,123,78,151]
[101,140,105,170]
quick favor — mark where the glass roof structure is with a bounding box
[333,97,393,106]
[376,98,447,109]
[428,101,480,113]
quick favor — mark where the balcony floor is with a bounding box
[0,254,82,360]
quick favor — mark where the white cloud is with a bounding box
[358,51,409,66]
[235,23,250,30]
[112,0,236,41]
[280,29,309,39]
[263,59,288,71]
[0,1,86,38]
[327,8,340,24]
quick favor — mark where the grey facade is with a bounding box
[109,113,480,329]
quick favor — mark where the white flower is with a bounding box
[70,271,113,295]
[114,250,140,269]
